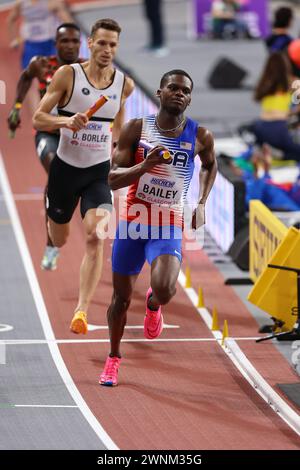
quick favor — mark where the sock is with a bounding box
[148,294,159,311]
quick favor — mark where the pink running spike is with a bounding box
[99,356,121,386]
[144,287,164,339]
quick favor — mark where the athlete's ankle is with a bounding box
[46,236,55,247]
[75,306,88,314]
[147,294,160,311]
[109,353,121,359]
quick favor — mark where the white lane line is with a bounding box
[0,153,118,450]
[0,324,14,332]
[0,194,43,201]
[0,341,5,364]
[0,2,16,13]
[13,194,43,201]
[14,405,78,408]
[177,271,300,436]
[70,0,140,13]
[88,323,179,331]
[0,0,139,13]
[1,337,260,345]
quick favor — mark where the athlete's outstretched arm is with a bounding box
[192,127,217,229]
[109,118,169,190]
[109,119,143,190]
[8,56,49,132]
[112,76,135,146]
[33,65,88,131]
[197,127,217,203]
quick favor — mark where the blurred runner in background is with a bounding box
[7,0,73,68]
[7,0,74,112]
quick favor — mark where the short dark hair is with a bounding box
[56,23,80,38]
[274,7,293,28]
[90,18,121,37]
[160,69,194,90]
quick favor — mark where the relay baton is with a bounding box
[85,95,109,118]
[139,140,171,160]
[71,95,109,131]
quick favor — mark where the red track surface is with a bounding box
[1,11,300,449]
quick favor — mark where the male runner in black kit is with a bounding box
[33,19,134,335]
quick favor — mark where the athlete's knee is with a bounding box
[152,283,176,305]
[42,152,55,173]
[48,223,68,247]
[85,227,103,254]
[45,151,56,164]
[86,228,100,244]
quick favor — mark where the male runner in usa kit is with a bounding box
[100,69,217,386]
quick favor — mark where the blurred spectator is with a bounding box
[142,0,168,56]
[211,0,248,39]
[7,0,73,69]
[253,52,300,161]
[265,6,294,53]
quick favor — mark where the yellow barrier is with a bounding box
[185,267,191,288]
[211,307,219,331]
[248,227,300,330]
[197,287,204,308]
[221,320,229,346]
[249,200,287,282]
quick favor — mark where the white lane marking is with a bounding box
[0,153,118,450]
[88,323,179,331]
[70,0,140,13]
[0,324,14,332]
[0,2,18,13]
[0,0,139,13]
[0,341,5,364]
[13,194,43,201]
[1,337,260,345]
[0,194,43,201]
[177,271,300,436]
[14,405,78,408]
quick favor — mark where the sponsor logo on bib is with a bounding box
[86,122,103,131]
[150,178,175,188]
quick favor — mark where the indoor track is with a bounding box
[1,5,300,450]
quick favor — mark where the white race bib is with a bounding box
[136,173,184,206]
[69,122,111,151]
